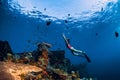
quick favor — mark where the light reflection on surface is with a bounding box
[8,0,118,19]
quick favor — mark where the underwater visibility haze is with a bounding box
[0,0,120,80]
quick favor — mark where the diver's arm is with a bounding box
[62,33,69,44]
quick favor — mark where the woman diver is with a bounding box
[62,33,91,63]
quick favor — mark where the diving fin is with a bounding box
[84,54,91,63]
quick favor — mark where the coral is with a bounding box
[19,73,26,80]
[0,62,42,80]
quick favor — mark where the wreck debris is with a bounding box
[36,42,51,70]
[0,41,95,80]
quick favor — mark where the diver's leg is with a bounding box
[72,51,91,63]
[72,52,84,57]
[82,52,91,63]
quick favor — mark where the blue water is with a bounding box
[0,0,120,80]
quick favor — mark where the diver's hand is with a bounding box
[82,51,86,54]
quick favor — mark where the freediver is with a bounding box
[62,33,91,63]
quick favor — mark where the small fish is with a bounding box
[27,40,31,43]
[101,7,103,11]
[44,8,46,11]
[115,31,119,38]
[64,20,68,23]
[68,14,70,16]
[33,6,36,8]
[96,33,98,36]
[46,21,51,26]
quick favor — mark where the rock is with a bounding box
[0,41,13,61]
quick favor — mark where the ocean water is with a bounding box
[0,0,120,80]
